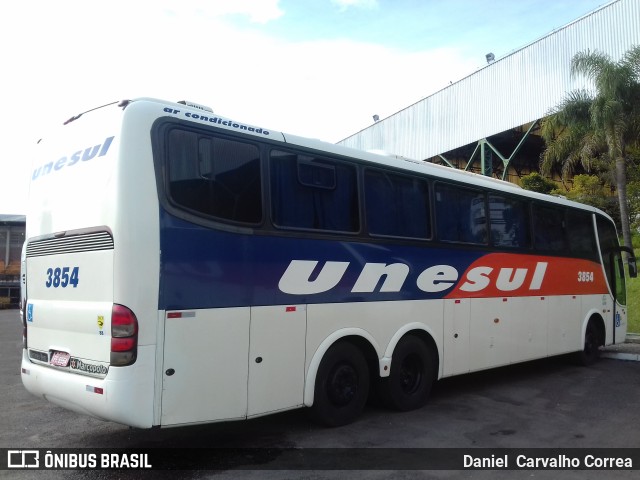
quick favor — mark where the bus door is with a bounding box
[610,248,637,344]
[596,217,637,344]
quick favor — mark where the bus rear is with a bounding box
[21,100,160,427]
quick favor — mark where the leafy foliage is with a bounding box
[554,174,620,229]
[520,172,557,194]
[540,45,640,251]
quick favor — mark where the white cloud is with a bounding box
[0,0,478,213]
[159,0,285,24]
[331,0,379,12]
[270,43,460,139]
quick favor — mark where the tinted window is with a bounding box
[532,204,566,252]
[566,210,597,259]
[489,195,530,248]
[166,129,262,224]
[365,169,431,239]
[270,150,359,232]
[435,184,487,244]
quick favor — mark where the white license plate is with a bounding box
[50,351,70,367]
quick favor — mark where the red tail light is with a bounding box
[110,304,138,366]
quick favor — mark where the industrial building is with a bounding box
[0,214,25,308]
[338,0,639,185]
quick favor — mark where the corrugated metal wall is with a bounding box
[338,0,640,160]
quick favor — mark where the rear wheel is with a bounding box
[378,335,435,411]
[310,341,369,427]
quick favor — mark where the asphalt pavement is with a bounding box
[601,333,640,361]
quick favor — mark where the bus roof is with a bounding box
[56,97,614,223]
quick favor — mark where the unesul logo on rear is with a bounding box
[278,253,608,298]
[32,136,115,181]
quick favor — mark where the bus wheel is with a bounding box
[310,341,369,427]
[574,320,601,366]
[379,335,434,411]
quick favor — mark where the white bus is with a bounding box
[21,98,637,428]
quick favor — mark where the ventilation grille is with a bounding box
[29,349,48,363]
[26,231,114,257]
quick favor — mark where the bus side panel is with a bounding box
[510,296,548,363]
[443,298,471,376]
[160,308,250,426]
[547,295,581,355]
[247,305,307,418]
[469,297,512,371]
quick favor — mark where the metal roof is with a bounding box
[0,215,26,225]
[338,0,640,160]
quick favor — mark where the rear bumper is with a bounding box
[21,345,156,428]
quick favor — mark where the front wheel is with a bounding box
[378,335,435,411]
[574,320,601,366]
[310,342,369,427]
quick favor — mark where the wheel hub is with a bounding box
[327,364,358,406]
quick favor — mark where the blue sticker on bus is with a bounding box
[27,303,33,322]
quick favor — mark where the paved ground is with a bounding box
[601,333,640,361]
[1,309,639,480]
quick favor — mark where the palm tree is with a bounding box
[541,45,640,253]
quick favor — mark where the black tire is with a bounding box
[574,320,601,366]
[378,335,435,411]
[310,341,369,427]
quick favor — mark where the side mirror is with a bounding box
[629,257,638,278]
[618,247,637,278]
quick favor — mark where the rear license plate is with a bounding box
[50,351,70,367]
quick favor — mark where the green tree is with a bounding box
[556,174,620,224]
[628,155,640,235]
[520,172,556,194]
[629,180,640,233]
[561,174,606,202]
[540,45,640,253]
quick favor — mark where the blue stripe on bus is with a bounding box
[158,212,485,310]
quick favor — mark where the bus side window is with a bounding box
[167,129,262,224]
[270,150,359,233]
[489,195,531,248]
[566,211,597,260]
[532,204,566,252]
[364,169,431,239]
[435,184,487,244]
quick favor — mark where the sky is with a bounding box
[0,0,609,215]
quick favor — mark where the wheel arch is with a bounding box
[304,328,380,407]
[582,310,606,347]
[383,322,441,380]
